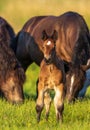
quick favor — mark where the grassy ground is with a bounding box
[0,87,90,130]
[0,63,90,130]
[0,0,90,130]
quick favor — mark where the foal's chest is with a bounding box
[45,64,62,87]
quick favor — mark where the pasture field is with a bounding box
[0,0,90,130]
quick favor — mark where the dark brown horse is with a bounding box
[11,11,90,102]
[0,16,15,46]
[0,17,25,103]
[36,30,65,122]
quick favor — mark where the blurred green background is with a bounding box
[0,0,90,32]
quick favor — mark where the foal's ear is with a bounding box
[41,30,48,41]
[51,30,58,43]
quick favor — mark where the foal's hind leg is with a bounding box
[44,91,52,120]
[36,82,44,122]
[54,83,64,122]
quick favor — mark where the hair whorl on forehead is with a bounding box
[46,41,52,45]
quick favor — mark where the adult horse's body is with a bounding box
[0,17,25,104]
[11,16,47,69]
[0,16,15,46]
[11,11,90,102]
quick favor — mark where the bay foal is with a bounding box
[36,30,65,122]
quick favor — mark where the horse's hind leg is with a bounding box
[54,84,64,122]
[44,91,52,121]
[36,82,44,122]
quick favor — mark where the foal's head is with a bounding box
[41,30,58,64]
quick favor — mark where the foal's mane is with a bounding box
[51,49,66,83]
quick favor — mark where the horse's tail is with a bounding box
[72,31,90,66]
[10,31,21,54]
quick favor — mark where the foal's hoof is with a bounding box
[56,114,63,123]
[37,117,40,123]
[45,113,49,121]
[36,105,43,123]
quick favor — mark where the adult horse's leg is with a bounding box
[54,84,64,122]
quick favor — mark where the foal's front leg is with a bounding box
[54,83,64,122]
[44,91,52,120]
[36,83,44,122]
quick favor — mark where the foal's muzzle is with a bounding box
[44,57,52,64]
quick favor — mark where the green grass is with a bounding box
[0,0,90,129]
[0,63,90,130]
[0,92,90,130]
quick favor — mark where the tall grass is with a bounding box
[0,0,90,129]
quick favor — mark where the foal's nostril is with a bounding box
[44,57,52,64]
